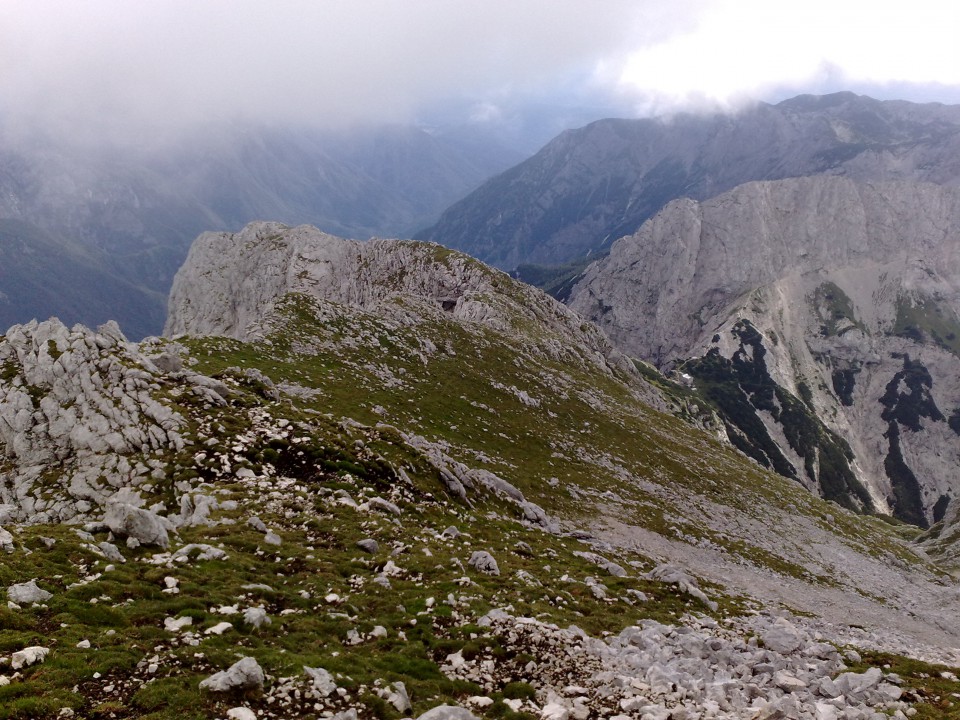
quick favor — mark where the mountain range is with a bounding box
[4,91,960,717]
[417,92,960,270]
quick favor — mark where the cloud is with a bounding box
[0,0,958,148]
[615,0,960,112]
[0,0,702,144]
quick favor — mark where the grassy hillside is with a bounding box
[1,291,958,718]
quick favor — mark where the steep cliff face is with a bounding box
[569,176,960,525]
[418,92,960,270]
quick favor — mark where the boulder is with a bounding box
[7,580,52,604]
[199,656,264,692]
[356,539,379,554]
[104,501,171,549]
[11,646,49,669]
[468,551,500,576]
[762,618,805,655]
[0,527,13,553]
[387,681,412,713]
[304,666,337,697]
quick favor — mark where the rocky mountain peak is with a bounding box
[165,221,639,380]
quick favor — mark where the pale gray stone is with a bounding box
[97,542,126,563]
[7,580,52,604]
[103,501,171,549]
[11,645,49,669]
[303,665,337,697]
[247,516,268,533]
[199,656,264,692]
[387,681,411,713]
[415,706,481,720]
[0,527,14,553]
[356,539,379,554]
[242,606,271,629]
[368,497,401,516]
[468,550,500,576]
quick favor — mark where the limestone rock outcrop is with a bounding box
[570,176,960,525]
[164,222,640,383]
[199,656,265,692]
[0,318,221,523]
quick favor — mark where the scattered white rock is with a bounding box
[356,538,379,553]
[164,616,193,632]
[415,707,481,720]
[243,606,271,628]
[304,665,337,697]
[226,708,257,720]
[386,681,412,713]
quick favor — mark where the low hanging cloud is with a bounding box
[0,0,700,144]
[1,0,958,147]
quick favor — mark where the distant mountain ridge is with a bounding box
[418,92,960,269]
[0,124,523,338]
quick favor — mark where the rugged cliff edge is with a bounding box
[570,176,960,525]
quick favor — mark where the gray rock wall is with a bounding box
[570,177,960,524]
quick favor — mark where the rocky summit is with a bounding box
[2,222,960,719]
[569,175,960,529]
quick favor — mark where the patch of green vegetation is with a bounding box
[844,650,960,719]
[46,339,62,361]
[893,294,960,356]
[0,359,17,383]
[814,282,865,337]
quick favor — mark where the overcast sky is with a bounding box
[3,0,960,145]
